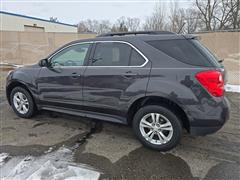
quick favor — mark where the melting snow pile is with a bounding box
[0,147,100,180]
[0,153,9,166]
[225,84,240,93]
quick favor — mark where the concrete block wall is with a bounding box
[0,31,96,64]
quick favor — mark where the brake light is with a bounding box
[195,70,224,97]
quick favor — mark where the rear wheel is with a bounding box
[132,105,182,151]
[10,87,35,118]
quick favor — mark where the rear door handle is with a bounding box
[122,71,138,78]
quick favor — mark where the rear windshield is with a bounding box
[146,39,220,67]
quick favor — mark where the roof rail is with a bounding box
[97,31,175,37]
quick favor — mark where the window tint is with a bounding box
[92,42,131,66]
[146,39,213,67]
[51,43,90,66]
[130,49,146,66]
[191,40,221,67]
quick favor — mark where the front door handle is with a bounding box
[71,72,79,78]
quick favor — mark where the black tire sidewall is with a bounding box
[10,87,35,118]
[133,105,182,151]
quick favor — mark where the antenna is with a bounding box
[178,22,186,34]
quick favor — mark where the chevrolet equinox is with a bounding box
[6,31,230,151]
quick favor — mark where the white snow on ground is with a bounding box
[225,84,240,93]
[0,147,100,180]
[0,153,9,166]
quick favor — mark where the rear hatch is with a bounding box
[189,37,227,83]
[145,36,226,97]
[145,36,226,79]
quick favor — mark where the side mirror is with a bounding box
[92,57,102,64]
[39,59,49,67]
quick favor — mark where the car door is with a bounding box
[36,42,92,109]
[83,41,151,123]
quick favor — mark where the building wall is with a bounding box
[0,13,77,33]
[0,31,96,64]
[197,31,240,60]
[197,31,240,85]
[1,31,239,64]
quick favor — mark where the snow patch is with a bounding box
[225,84,240,93]
[0,153,9,166]
[0,147,100,180]
[44,147,53,154]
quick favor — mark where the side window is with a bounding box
[51,43,90,66]
[92,42,131,66]
[130,49,146,66]
[146,40,212,67]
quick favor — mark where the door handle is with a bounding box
[71,72,80,78]
[122,71,138,78]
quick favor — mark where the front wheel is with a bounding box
[132,105,182,151]
[10,87,35,118]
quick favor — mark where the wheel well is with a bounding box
[127,96,190,132]
[6,81,35,106]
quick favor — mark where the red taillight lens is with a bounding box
[195,70,224,97]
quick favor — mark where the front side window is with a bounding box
[92,42,131,66]
[51,43,90,67]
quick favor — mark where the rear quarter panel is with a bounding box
[147,67,227,127]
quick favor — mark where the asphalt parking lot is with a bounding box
[0,71,239,179]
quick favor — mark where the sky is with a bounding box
[1,0,192,25]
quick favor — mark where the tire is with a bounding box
[132,105,182,151]
[10,87,35,118]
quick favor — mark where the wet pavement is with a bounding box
[0,92,240,179]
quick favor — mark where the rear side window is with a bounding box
[191,40,221,67]
[92,42,131,66]
[130,49,146,66]
[146,39,213,67]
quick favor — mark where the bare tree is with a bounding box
[227,0,240,29]
[195,0,239,30]
[77,19,111,33]
[184,9,201,33]
[195,0,220,30]
[77,21,89,33]
[77,0,239,34]
[97,20,112,34]
[166,2,186,33]
[213,0,235,29]
[126,17,140,31]
[78,17,139,33]
[143,1,202,33]
[111,17,128,32]
[143,3,166,31]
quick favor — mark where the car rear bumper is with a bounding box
[189,97,230,136]
[190,124,226,136]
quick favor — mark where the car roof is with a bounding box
[69,31,196,44]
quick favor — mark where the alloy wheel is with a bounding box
[13,92,29,114]
[139,113,173,145]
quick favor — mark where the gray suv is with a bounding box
[6,31,230,151]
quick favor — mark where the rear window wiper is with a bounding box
[218,59,224,63]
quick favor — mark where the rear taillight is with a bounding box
[195,70,224,97]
